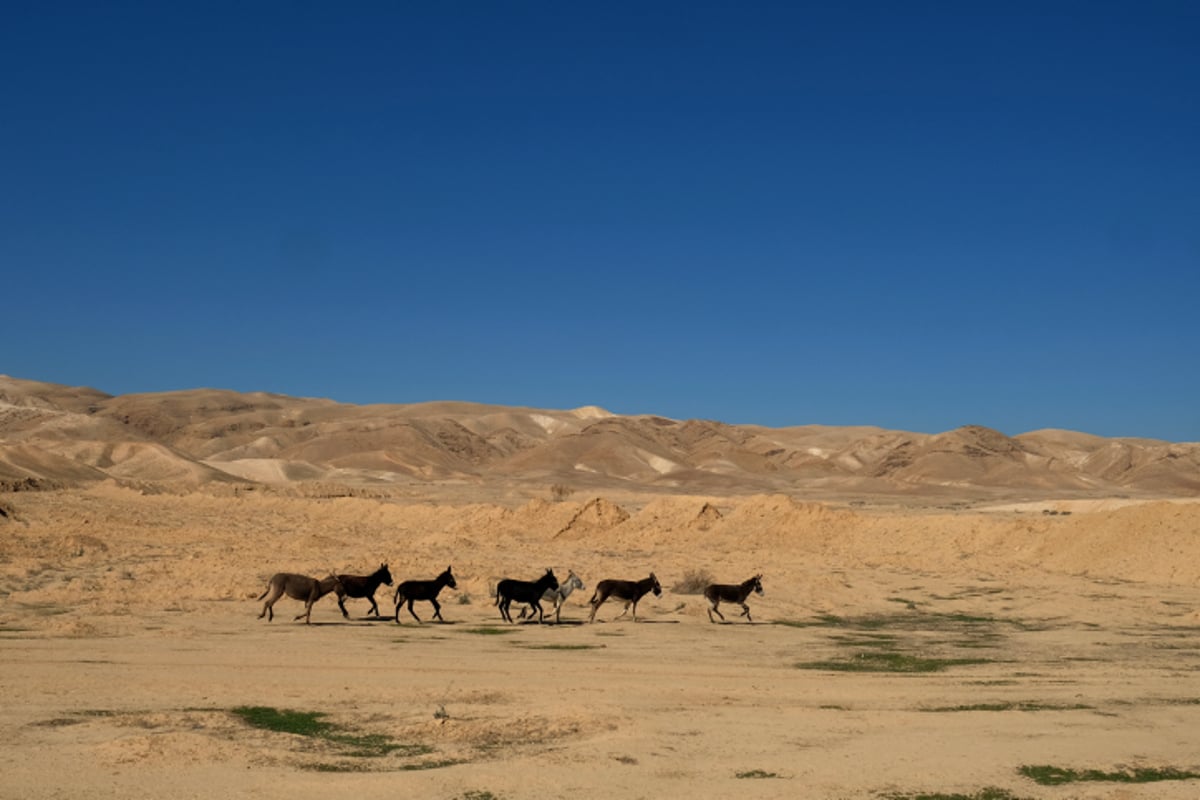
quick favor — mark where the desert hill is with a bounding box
[2,374,1198,501]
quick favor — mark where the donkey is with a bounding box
[496,569,560,624]
[393,566,457,624]
[518,569,585,623]
[588,572,662,623]
[703,574,764,623]
[257,572,343,625]
[335,563,393,618]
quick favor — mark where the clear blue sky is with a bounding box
[3,2,1198,441]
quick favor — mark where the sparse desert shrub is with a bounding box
[549,483,575,502]
[671,568,715,595]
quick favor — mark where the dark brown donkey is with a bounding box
[703,574,764,623]
[335,563,393,618]
[587,572,662,623]
[257,573,343,624]
[393,566,457,624]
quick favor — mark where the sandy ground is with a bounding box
[3,484,1200,799]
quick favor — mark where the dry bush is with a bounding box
[549,484,575,502]
[671,569,715,595]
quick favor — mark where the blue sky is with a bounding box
[3,2,1198,440]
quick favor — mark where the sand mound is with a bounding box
[555,497,631,538]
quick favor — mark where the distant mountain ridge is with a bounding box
[2,375,1197,499]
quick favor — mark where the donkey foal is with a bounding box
[704,574,764,623]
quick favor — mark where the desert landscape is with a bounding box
[3,374,1200,800]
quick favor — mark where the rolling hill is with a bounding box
[2,374,1197,500]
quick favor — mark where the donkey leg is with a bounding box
[407,599,423,623]
[336,594,350,619]
[588,597,603,623]
[740,603,752,622]
[367,594,380,617]
[296,593,315,623]
[498,598,511,623]
[531,600,544,624]
[259,585,283,621]
[429,598,443,622]
[708,601,725,623]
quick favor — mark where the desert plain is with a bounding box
[3,376,1200,800]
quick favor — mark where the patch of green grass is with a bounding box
[1019,765,1200,785]
[305,762,369,773]
[795,652,991,673]
[515,643,603,650]
[398,758,465,771]
[736,769,780,778]
[882,788,1029,800]
[231,705,434,764]
[922,702,1092,713]
[461,626,517,635]
[332,733,432,758]
[787,610,1046,633]
[232,706,332,738]
[830,633,901,647]
[458,791,503,800]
